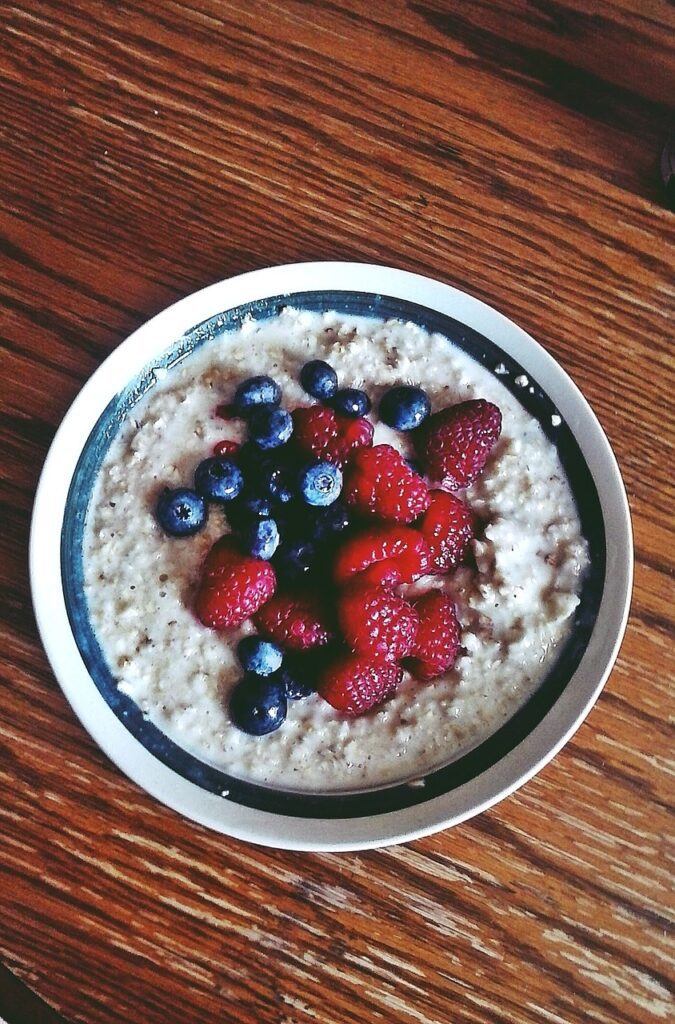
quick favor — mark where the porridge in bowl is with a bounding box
[83,308,589,793]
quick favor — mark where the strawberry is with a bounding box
[337,583,419,659]
[195,536,276,629]
[407,591,461,681]
[415,399,502,489]
[254,591,334,650]
[342,444,430,523]
[417,490,476,572]
[333,524,431,587]
[318,651,402,715]
[293,405,373,467]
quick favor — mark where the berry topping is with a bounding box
[299,460,343,507]
[407,591,461,681]
[309,501,351,541]
[318,651,402,715]
[248,407,294,449]
[229,675,287,735]
[156,487,207,537]
[379,385,431,431]
[195,536,276,629]
[254,591,334,650]
[194,456,244,503]
[415,399,502,489]
[342,444,430,523]
[300,359,338,401]
[213,439,240,457]
[417,490,476,572]
[333,524,431,587]
[292,406,373,467]
[337,583,419,659]
[331,387,371,418]
[275,648,327,700]
[237,636,284,676]
[272,539,317,586]
[234,375,281,412]
[242,517,280,560]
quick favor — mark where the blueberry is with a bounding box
[155,487,206,536]
[379,385,431,431]
[310,501,351,541]
[276,662,314,700]
[243,516,280,560]
[237,636,283,676]
[229,675,287,735]
[273,539,316,585]
[248,407,293,449]
[194,457,243,502]
[331,387,371,418]
[227,496,274,531]
[234,375,281,412]
[299,460,342,507]
[300,359,338,401]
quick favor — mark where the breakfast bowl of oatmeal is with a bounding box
[30,262,632,850]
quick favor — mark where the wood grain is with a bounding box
[1,1,674,1022]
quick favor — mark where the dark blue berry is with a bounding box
[273,539,316,585]
[237,636,283,676]
[234,375,281,412]
[300,359,338,401]
[276,664,314,700]
[226,496,274,531]
[310,501,351,541]
[229,675,287,735]
[155,488,206,536]
[379,385,430,431]
[243,517,280,560]
[248,407,293,449]
[299,460,342,507]
[194,457,243,502]
[331,387,371,418]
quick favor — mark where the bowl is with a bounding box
[30,262,632,851]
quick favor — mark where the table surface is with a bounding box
[1,2,674,1022]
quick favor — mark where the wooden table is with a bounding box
[1,2,673,1022]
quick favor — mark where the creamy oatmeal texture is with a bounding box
[84,309,589,792]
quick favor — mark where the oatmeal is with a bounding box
[83,309,589,791]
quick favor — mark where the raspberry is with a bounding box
[293,406,373,467]
[415,399,502,489]
[318,651,402,715]
[337,583,419,659]
[342,444,430,523]
[333,524,431,587]
[254,591,334,650]
[407,591,461,681]
[417,490,476,572]
[195,536,276,629]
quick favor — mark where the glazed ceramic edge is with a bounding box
[29,262,633,851]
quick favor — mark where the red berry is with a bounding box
[342,444,430,523]
[254,591,334,650]
[195,536,276,629]
[407,591,461,681]
[417,490,476,572]
[318,651,402,715]
[338,583,419,659]
[334,524,431,587]
[213,439,240,456]
[415,399,502,489]
[293,405,373,467]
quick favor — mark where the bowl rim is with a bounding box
[30,261,633,851]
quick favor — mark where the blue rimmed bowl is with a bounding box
[30,262,632,851]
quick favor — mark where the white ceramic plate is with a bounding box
[30,262,632,850]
